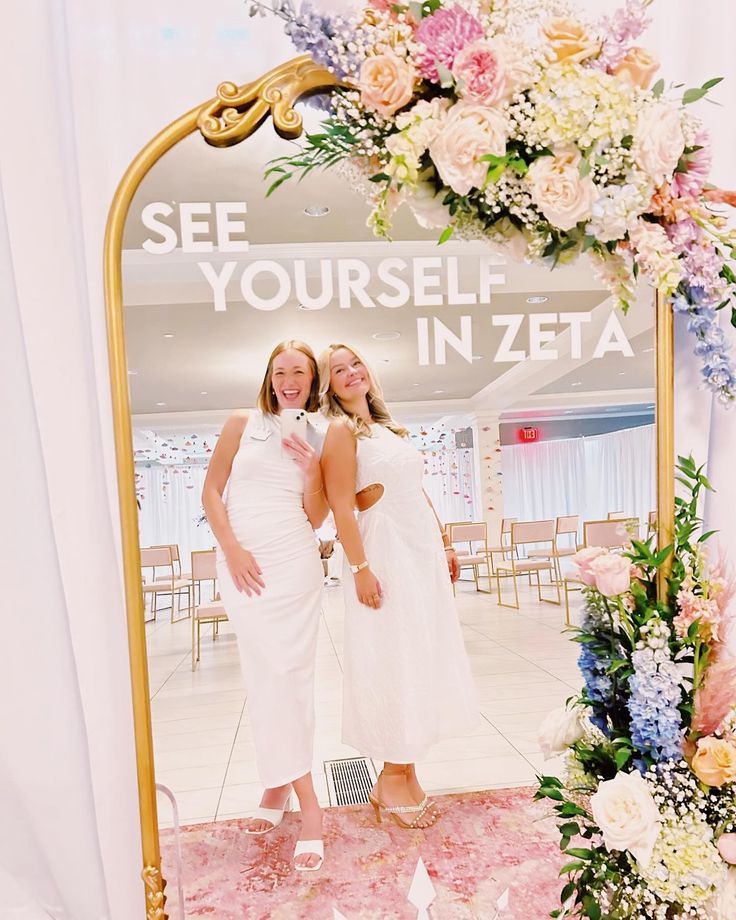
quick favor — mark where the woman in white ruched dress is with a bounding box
[202,340,328,871]
[320,344,478,829]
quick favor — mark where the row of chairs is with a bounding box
[139,545,227,670]
[447,512,654,619]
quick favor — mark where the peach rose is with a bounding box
[526,147,598,231]
[359,53,416,117]
[429,102,508,197]
[572,546,609,586]
[543,17,600,65]
[692,736,736,787]
[614,46,660,90]
[718,833,736,865]
[452,39,509,105]
[589,554,632,597]
[635,102,686,185]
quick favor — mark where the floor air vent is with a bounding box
[324,757,378,806]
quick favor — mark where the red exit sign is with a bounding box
[519,426,540,442]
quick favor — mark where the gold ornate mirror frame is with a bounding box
[102,55,675,918]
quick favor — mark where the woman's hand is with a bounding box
[446,548,460,583]
[354,567,383,609]
[283,434,320,482]
[225,544,265,596]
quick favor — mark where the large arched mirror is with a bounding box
[106,58,670,918]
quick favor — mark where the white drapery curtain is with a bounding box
[502,426,656,540]
[422,447,478,525]
[137,465,214,565]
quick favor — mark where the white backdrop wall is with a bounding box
[2,1,735,917]
[502,426,656,540]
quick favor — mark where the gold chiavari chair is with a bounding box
[448,521,494,593]
[528,514,581,581]
[496,520,561,609]
[191,549,228,670]
[141,546,192,623]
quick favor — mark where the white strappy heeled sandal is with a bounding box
[244,794,291,836]
[293,838,324,872]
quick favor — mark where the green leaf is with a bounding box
[584,897,602,920]
[579,157,592,178]
[558,861,585,875]
[582,235,596,252]
[437,225,454,245]
[698,529,718,543]
[559,822,581,837]
[508,157,528,177]
[565,847,596,860]
[731,306,736,330]
[615,746,632,769]
[560,882,577,904]
[702,77,724,91]
[683,87,708,105]
[652,78,665,98]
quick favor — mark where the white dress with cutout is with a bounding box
[216,410,323,788]
[341,423,479,762]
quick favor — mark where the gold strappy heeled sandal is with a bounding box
[367,766,437,829]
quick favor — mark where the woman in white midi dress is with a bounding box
[319,344,479,828]
[202,341,328,870]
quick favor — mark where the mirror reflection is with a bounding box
[122,113,655,885]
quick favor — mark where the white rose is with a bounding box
[526,147,598,232]
[708,867,736,920]
[635,102,686,185]
[408,181,450,230]
[538,705,586,760]
[590,771,661,868]
[429,102,508,197]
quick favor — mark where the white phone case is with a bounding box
[281,409,308,457]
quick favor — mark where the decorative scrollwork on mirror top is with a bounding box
[197,54,341,147]
[142,865,167,920]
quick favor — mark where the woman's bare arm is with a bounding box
[201,412,265,595]
[321,422,383,608]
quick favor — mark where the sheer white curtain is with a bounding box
[502,426,656,539]
[137,465,214,565]
[422,447,478,525]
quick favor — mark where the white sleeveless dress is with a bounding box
[216,410,324,788]
[342,424,479,762]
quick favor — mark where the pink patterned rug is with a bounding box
[161,787,564,919]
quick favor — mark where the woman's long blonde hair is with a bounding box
[318,343,408,439]
[257,340,320,415]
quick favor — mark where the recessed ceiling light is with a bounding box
[412,383,420,387]
[434,389,445,394]
[472,355,484,361]
[127,370,137,376]
[571,381,582,387]
[163,333,174,339]
[372,331,401,341]
[527,295,549,304]
[156,402,167,407]
[643,347,654,353]
[200,391,208,395]
[618,371,626,376]
[304,205,330,218]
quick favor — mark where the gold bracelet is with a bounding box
[304,486,323,496]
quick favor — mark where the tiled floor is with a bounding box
[148,576,583,828]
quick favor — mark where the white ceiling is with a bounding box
[122,99,656,419]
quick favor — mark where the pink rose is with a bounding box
[718,834,736,865]
[429,102,508,196]
[526,147,598,232]
[452,40,509,105]
[589,554,632,597]
[359,53,416,117]
[635,102,686,185]
[572,546,609,586]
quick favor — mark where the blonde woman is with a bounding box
[202,340,328,871]
[319,344,478,828]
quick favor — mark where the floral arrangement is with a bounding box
[252,0,736,402]
[535,457,736,919]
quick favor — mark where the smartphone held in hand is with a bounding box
[281,409,308,458]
